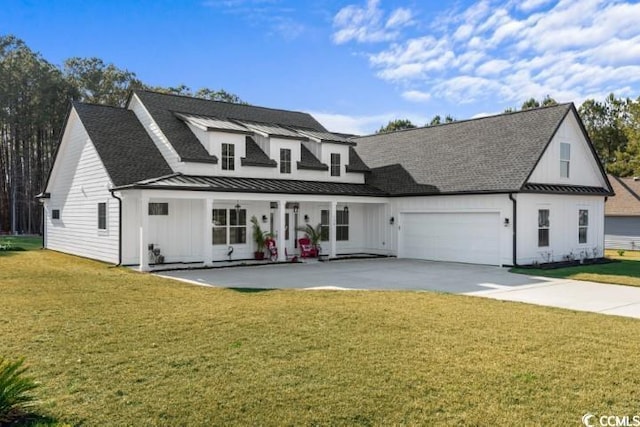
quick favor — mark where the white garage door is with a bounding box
[399,212,501,265]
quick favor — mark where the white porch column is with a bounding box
[203,198,213,266]
[139,193,149,272]
[277,199,286,261]
[329,200,337,258]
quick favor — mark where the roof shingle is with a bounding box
[132,90,327,164]
[606,175,640,216]
[73,102,172,186]
[355,104,576,194]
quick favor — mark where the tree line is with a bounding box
[0,35,244,234]
[377,94,640,179]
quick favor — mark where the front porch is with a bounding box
[119,188,392,271]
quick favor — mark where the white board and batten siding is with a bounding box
[516,193,605,265]
[44,109,119,263]
[528,110,608,188]
[391,194,514,266]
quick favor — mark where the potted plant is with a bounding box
[297,223,323,257]
[250,216,270,260]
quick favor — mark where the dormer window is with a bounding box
[222,143,235,171]
[560,142,570,178]
[330,153,341,176]
[280,148,291,174]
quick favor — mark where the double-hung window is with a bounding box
[578,209,588,244]
[98,202,107,230]
[538,209,550,247]
[320,209,349,241]
[222,143,235,171]
[212,208,246,245]
[280,148,291,174]
[336,209,349,241]
[560,142,570,178]
[330,153,341,176]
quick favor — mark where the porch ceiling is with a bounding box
[114,174,388,197]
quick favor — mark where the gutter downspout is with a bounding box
[509,193,518,267]
[109,189,122,266]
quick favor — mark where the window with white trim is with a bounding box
[336,210,349,241]
[280,148,291,174]
[538,209,549,247]
[320,210,329,241]
[330,153,340,176]
[98,202,107,230]
[212,208,246,245]
[320,209,349,241]
[560,142,570,178]
[222,143,235,171]
[148,203,168,216]
[578,209,588,244]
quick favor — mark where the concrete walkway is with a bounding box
[466,278,640,319]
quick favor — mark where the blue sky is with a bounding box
[4,0,640,134]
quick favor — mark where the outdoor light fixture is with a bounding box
[304,214,309,223]
[389,216,395,225]
[235,202,241,215]
[261,214,268,223]
[343,206,349,214]
[504,218,510,227]
[293,204,299,214]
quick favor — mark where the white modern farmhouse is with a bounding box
[40,90,612,270]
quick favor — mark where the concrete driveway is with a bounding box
[156,258,546,293]
[156,258,640,320]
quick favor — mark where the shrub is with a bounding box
[617,249,626,257]
[0,357,39,423]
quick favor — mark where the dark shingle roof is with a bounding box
[346,147,370,173]
[114,174,386,197]
[241,136,277,168]
[298,145,328,171]
[355,104,578,194]
[73,102,172,186]
[132,90,327,163]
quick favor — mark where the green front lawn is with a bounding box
[511,254,640,287]
[0,234,42,253]
[1,247,639,425]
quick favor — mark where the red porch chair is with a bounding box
[298,237,317,258]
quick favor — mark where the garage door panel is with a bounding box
[399,212,500,265]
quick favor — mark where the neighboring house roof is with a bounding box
[132,90,327,164]
[606,175,640,216]
[74,102,172,186]
[355,103,607,195]
[113,174,387,197]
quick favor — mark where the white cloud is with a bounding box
[517,0,554,12]
[333,0,640,110]
[476,59,511,76]
[385,8,413,28]
[332,0,414,44]
[402,90,431,103]
[310,111,414,135]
